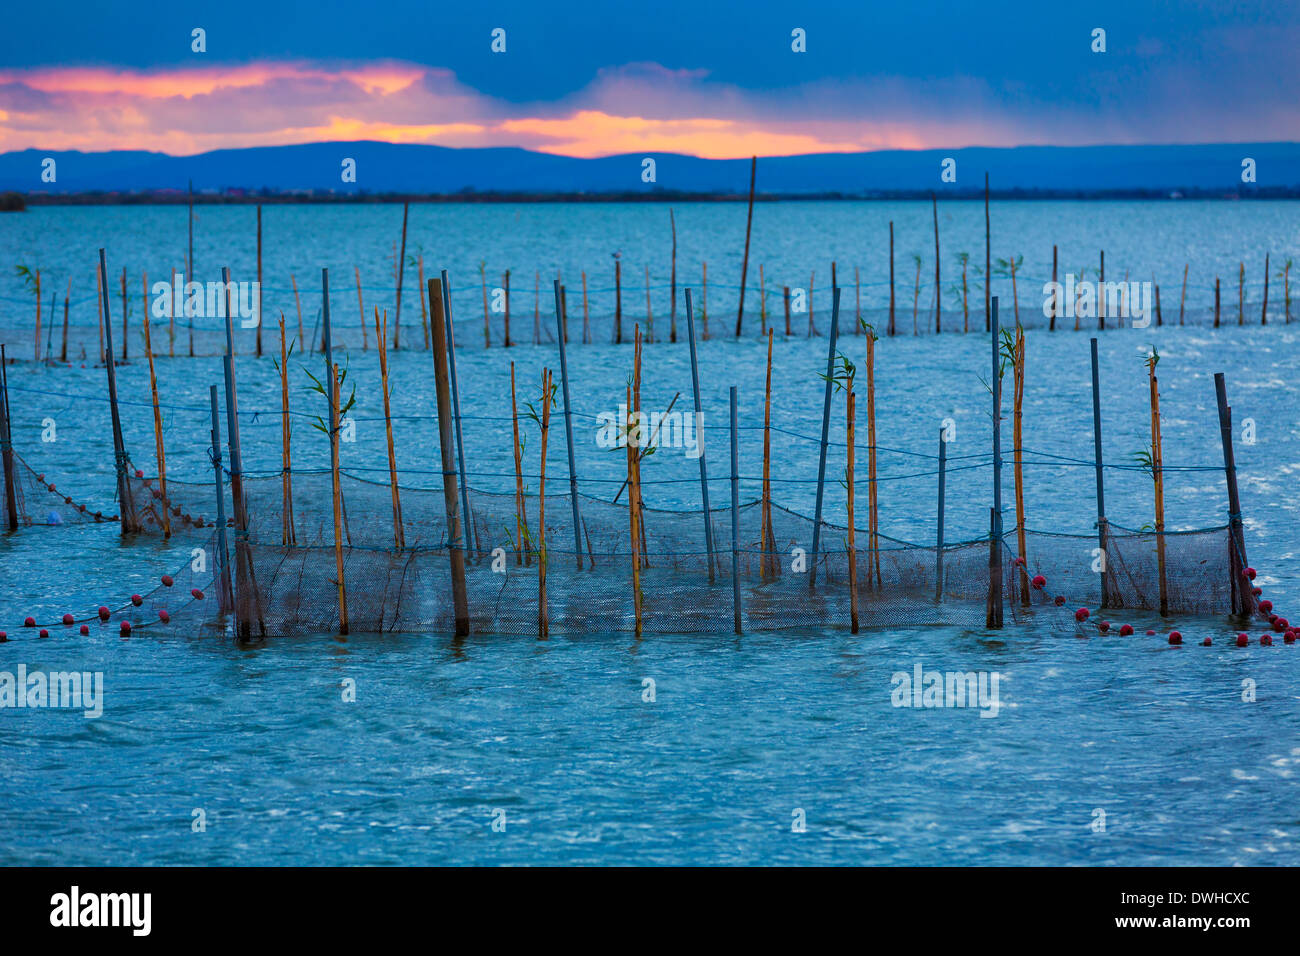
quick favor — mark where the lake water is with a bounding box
[2,202,1299,865]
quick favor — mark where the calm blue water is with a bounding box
[2,203,1300,865]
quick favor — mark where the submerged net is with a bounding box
[108,465,1236,638]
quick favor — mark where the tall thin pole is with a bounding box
[187,180,194,357]
[736,156,756,337]
[441,270,473,557]
[932,192,941,333]
[255,204,263,357]
[1215,373,1256,619]
[223,267,260,642]
[729,385,742,635]
[98,249,137,535]
[987,295,1003,627]
[430,277,470,636]
[1090,337,1111,608]
[684,288,714,581]
[208,385,233,614]
[984,173,991,332]
[554,280,583,569]
[935,428,947,602]
[395,201,409,349]
[0,345,18,531]
[809,286,841,588]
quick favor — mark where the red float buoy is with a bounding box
[97,606,110,621]
[1275,617,1289,632]
[1236,634,1249,647]
[191,588,204,600]
[1098,620,1110,633]
[1031,574,1046,589]
[62,613,74,626]
[1259,599,1274,613]
[1053,595,1065,606]
[1261,634,1274,646]
[161,575,174,587]
[1168,631,1182,645]
[0,631,6,642]
[1075,607,1090,622]
[134,469,144,479]
[1251,587,1262,596]
[23,616,35,627]
[1286,632,1296,644]
[158,609,170,623]
[1119,624,1134,636]
[130,594,143,607]
[79,624,89,636]
[1200,637,1212,645]
[119,621,131,635]
[1243,567,1257,580]
[38,629,48,639]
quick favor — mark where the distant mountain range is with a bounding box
[3,141,1299,198]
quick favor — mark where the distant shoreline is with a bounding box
[5,186,1299,208]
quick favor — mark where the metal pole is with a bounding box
[1090,337,1111,608]
[429,277,470,636]
[684,288,715,581]
[809,285,841,588]
[209,385,233,614]
[554,279,584,568]
[935,427,946,602]
[98,248,137,534]
[988,295,1003,627]
[730,385,742,635]
[441,270,473,554]
[1215,372,1256,619]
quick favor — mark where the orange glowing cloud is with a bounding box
[0,59,1000,158]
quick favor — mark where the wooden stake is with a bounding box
[278,315,295,546]
[290,273,303,347]
[669,210,677,343]
[1215,277,1221,327]
[1262,253,1270,325]
[355,266,367,350]
[1050,245,1058,330]
[645,264,654,343]
[256,205,263,357]
[330,361,349,635]
[479,261,490,347]
[1179,263,1188,325]
[847,385,858,633]
[533,270,541,345]
[375,307,404,549]
[538,367,553,640]
[61,277,71,363]
[729,385,742,635]
[810,287,841,589]
[700,261,707,339]
[807,270,814,336]
[616,257,623,343]
[866,329,880,587]
[142,310,170,538]
[1238,262,1245,325]
[984,173,991,332]
[581,269,590,344]
[429,277,470,636]
[417,256,429,348]
[1098,250,1106,329]
[504,269,512,346]
[888,220,896,336]
[684,289,715,581]
[95,265,104,365]
[761,329,776,579]
[1012,323,1028,604]
[510,362,529,565]
[119,267,127,361]
[932,192,941,333]
[736,155,756,337]
[33,268,41,363]
[554,280,583,569]
[1148,351,1168,616]
[854,266,861,332]
[167,267,175,356]
[395,201,408,349]
[760,264,767,333]
[783,285,791,336]
[626,369,642,638]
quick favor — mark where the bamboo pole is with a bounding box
[98,250,138,534]
[760,329,776,579]
[1262,253,1270,325]
[783,286,791,336]
[888,221,896,336]
[0,346,15,531]
[1179,264,1188,325]
[1089,338,1113,609]
[418,256,429,348]
[866,328,880,588]
[1098,250,1105,329]
[167,267,175,356]
[291,273,303,347]
[581,269,590,344]
[684,289,715,581]
[669,210,677,343]
[374,307,404,549]
[854,266,861,332]
[510,362,529,565]
[729,385,742,635]
[760,264,767,334]
[61,278,71,363]
[554,280,583,569]
[987,295,1003,628]
[1148,351,1167,616]
[615,257,623,343]
[256,205,263,357]
[329,361,349,635]
[984,173,991,332]
[1050,245,1058,330]
[208,385,233,612]
[223,270,263,641]
[1155,281,1163,326]
[912,257,921,335]
[33,268,41,363]
[807,271,815,336]
[187,178,194,358]
[534,270,541,344]
[932,192,941,333]
[95,265,104,365]
[626,367,642,638]
[504,269,512,346]
[1215,277,1221,327]
[1215,373,1256,619]
[119,267,127,361]
[935,428,946,601]
[810,287,841,589]
[278,315,295,546]
[355,266,367,350]
[429,276,470,635]
[395,201,408,349]
[142,310,170,538]
[847,383,858,633]
[440,271,473,561]
[480,261,490,347]
[1012,323,1028,605]
[699,261,706,339]
[736,155,756,337]
[645,265,654,343]
[538,367,553,639]
[1238,262,1245,325]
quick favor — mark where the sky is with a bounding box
[0,0,1296,158]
